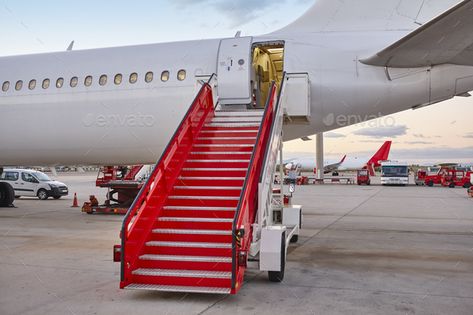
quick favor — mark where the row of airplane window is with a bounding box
[1,70,187,93]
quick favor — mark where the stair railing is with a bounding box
[119,74,217,288]
[231,82,278,293]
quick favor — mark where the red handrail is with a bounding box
[120,82,215,288]
[231,83,278,293]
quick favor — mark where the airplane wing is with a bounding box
[361,0,473,68]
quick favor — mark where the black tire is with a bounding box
[15,196,21,199]
[37,189,49,200]
[367,180,371,186]
[290,234,299,243]
[268,231,286,282]
[53,196,61,200]
[463,183,472,189]
[427,181,434,187]
[0,182,15,207]
[449,183,455,189]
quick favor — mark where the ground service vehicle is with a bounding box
[381,162,409,186]
[441,170,472,188]
[0,169,68,200]
[357,169,371,185]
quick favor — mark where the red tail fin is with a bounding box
[367,141,392,167]
[340,155,347,164]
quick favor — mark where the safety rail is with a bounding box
[119,75,217,288]
[231,82,278,293]
[256,73,286,238]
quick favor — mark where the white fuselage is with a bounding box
[1,30,473,166]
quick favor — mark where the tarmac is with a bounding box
[1,173,472,315]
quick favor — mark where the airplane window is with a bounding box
[29,79,36,90]
[99,75,107,86]
[114,74,122,85]
[70,77,78,88]
[177,70,186,81]
[2,81,10,92]
[161,71,170,82]
[129,73,138,84]
[15,80,23,91]
[56,78,64,88]
[42,79,50,89]
[84,76,93,87]
[145,71,153,83]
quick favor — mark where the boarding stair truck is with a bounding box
[114,70,306,294]
[380,161,409,186]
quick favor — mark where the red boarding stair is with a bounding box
[118,79,279,294]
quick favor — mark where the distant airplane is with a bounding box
[285,141,392,175]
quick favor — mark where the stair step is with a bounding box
[214,111,263,117]
[197,137,256,141]
[153,229,232,235]
[168,196,240,200]
[158,217,233,223]
[211,118,262,123]
[140,255,232,263]
[186,159,250,163]
[133,269,232,279]
[205,123,260,128]
[163,206,236,211]
[178,177,245,181]
[190,152,252,155]
[182,168,247,172]
[125,283,231,294]
[200,129,258,134]
[174,186,242,190]
[146,241,232,248]
[194,144,254,148]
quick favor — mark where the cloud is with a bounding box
[172,0,287,26]
[405,141,434,145]
[353,125,408,139]
[464,133,473,139]
[391,146,473,161]
[325,132,346,139]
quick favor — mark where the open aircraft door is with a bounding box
[217,37,253,105]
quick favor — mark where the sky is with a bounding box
[1,0,472,165]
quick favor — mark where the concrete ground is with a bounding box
[1,173,472,315]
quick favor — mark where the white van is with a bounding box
[0,169,69,200]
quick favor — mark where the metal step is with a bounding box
[133,269,232,279]
[200,130,258,134]
[178,176,246,181]
[140,254,232,263]
[190,151,253,157]
[193,144,254,148]
[126,283,231,294]
[205,122,260,128]
[211,117,262,123]
[214,111,263,117]
[146,241,232,249]
[158,217,233,223]
[174,186,242,191]
[182,168,247,171]
[168,196,240,200]
[163,206,236,211]
[197,137,256,141]
[152,229,232,235]
[186,160,250,163]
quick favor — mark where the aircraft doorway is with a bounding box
[252,42,285,108]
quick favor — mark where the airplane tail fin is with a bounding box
[368,141,392,167]
[340,155,347,164]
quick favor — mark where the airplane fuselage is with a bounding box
[1,30,473,166]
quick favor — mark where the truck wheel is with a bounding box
[0,182,15,207]
[290,234,299,243]
[37,189,49,200]
[449,183,455,189]
[463,183,472,189]
[268,231,286,283]
[427,181,434,187]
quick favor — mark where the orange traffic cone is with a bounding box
[71,193,79,208]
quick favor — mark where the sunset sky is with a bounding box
[1,0,472,164]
